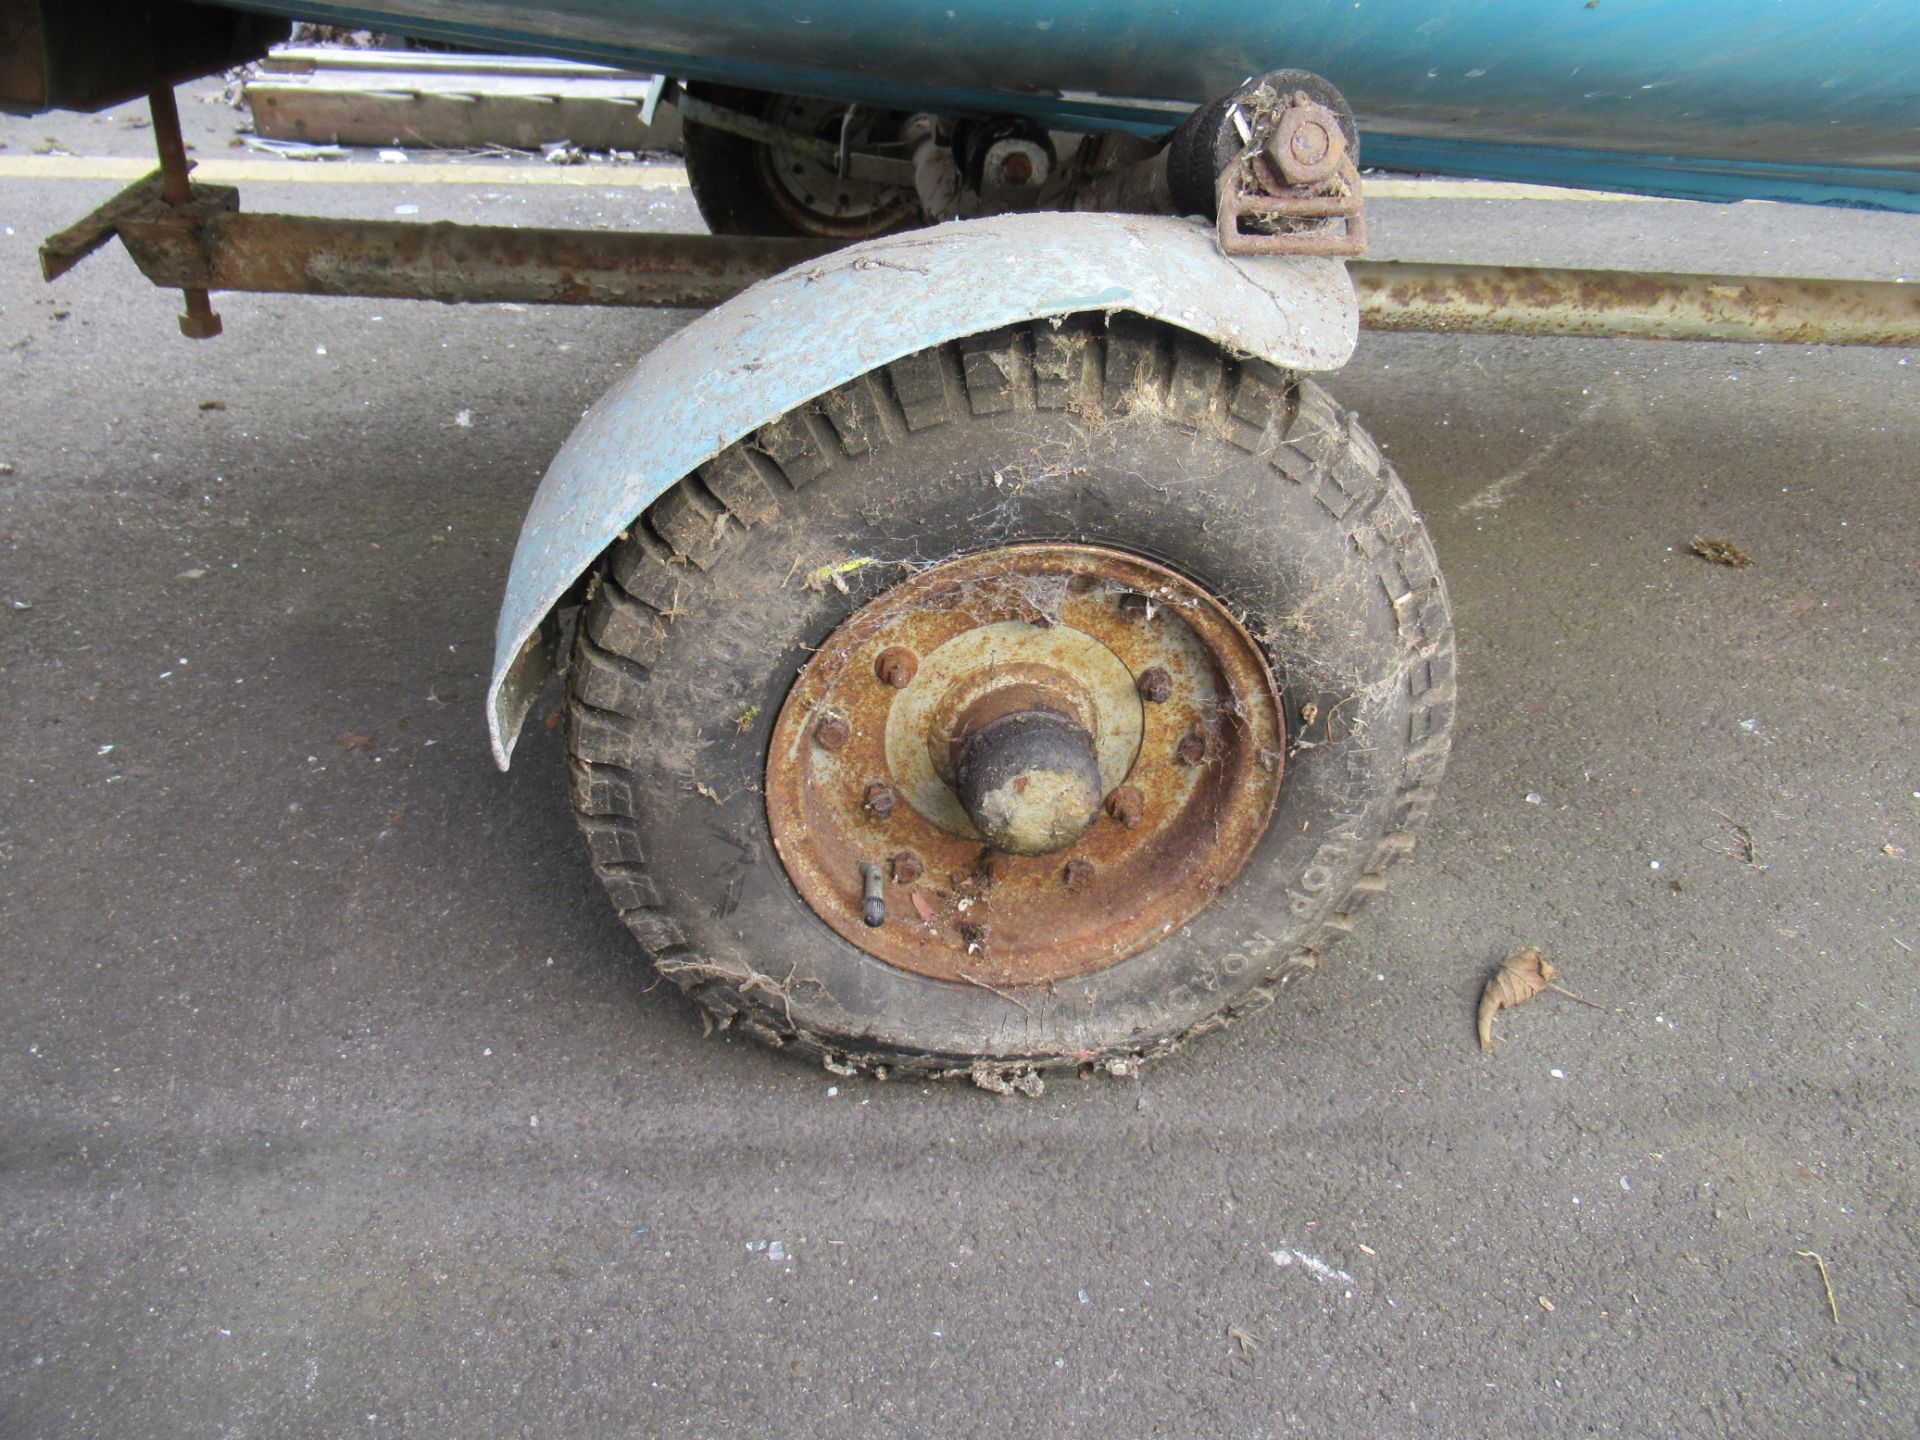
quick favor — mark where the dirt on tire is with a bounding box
[563,315,1455,1078]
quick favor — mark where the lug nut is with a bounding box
[814,713,850,750]
[1136,667,1173,703]
[1175,730,1208,766]
[889,851,923,883]
[1117,591,1153,622]
[862,780,898,818]
[875,646,918,689]
[1062,856,1096,891]
[1105,786,1145,829]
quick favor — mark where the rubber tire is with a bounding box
[564,316,1454,1080]
[680,83,915,240]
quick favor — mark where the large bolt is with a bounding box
[148,88,225,341]
[889,851,924,884]
[1105,786,1145,829]
[1062,857,1096,891]
[875,647,918,689]
[1175,730,1208,766]
[814,713,850,750]
[1136,667,1173,703]
[1289,118,1330,166]
[862,780,898,818]
[1269,100,1346,186]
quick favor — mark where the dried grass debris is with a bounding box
[1688,537,1753,568]
[1794,1249,1839,1325]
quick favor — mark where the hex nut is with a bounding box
[814,713,851,750]
[888,851,924,884]
[1105,786,1145,829]
[1062,856,1096,890]
[1175,731,1208,766]
[862,780,898,819]
[178,308,223,340]
[1136,667,1173,704]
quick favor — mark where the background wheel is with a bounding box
[680,83,921,240]
[564,316,1455,1079]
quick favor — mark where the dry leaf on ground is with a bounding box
[1478,947,1556,1054]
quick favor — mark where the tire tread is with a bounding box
[565,319,1454,1077]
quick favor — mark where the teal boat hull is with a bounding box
[226,1,1920,209]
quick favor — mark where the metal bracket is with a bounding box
[40,170,201,281]
[39,167,241,325]
[1213,94,1366,258]
[46,86,241,336]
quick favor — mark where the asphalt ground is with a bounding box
[3,86,1917,1438]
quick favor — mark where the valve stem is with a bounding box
[858,861,886,928]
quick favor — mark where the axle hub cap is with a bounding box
[764,545,1284,985]
[953,704,1104,856]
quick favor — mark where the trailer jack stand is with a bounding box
[39,83,238,338]
[146,86,222,338]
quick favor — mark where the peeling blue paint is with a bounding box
[1057,285,1132,309]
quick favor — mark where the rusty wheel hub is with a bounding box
[757,95,918,239]
[765,545,1284,985]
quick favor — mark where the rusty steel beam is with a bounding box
[116,207,835,309]
[1348,260,1920,347]
[93,191,1920,344]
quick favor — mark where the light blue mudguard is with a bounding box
[486,211,1360,768]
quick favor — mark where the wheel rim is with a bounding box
[764,544,1285,985]
[754,95,918,239]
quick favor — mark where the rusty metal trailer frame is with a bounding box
[49,183,1920,350]
[44,90,1920,351]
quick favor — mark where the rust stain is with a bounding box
[1351,261,1920,347]
[762,544,1285,986]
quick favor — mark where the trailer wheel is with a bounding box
[680,83,920,240]
[564,316,1453,1079]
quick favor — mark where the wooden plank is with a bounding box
[245,72,681,151]
[253,72,667,101]
[257,47,647,80]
